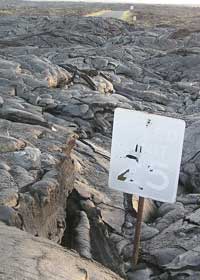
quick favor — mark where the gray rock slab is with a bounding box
[0,222,124,280]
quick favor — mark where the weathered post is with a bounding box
[133,196,144,266]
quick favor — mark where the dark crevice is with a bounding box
[61,191,80,249]
[61,189,125,278]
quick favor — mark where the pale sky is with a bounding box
[30,0,200,5]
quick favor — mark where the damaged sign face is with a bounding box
[109,108,185,203]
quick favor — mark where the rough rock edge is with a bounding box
[0,221,124,280]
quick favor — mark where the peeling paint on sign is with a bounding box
[118,169,130,181]
[109,108,185,203]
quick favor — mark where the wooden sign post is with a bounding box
[133,196,144,265]
[109,108,185,266]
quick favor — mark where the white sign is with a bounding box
[109,108,185,203]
